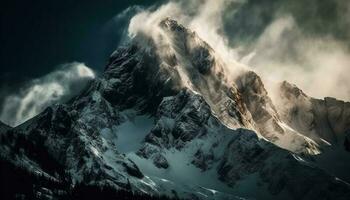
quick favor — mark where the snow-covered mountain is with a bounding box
[1,18,349,200]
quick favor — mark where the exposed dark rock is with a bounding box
[344,130,350,152]
[191,46,215,74]
[192,148,214,171]
[122,161,144,179]
[153,154,169,169]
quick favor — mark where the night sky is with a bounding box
[1,0,162,90]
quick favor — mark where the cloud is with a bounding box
[127,0,248,79]
[221,0,350,100]
[241,15,350,100]
[126,0,350,101]
[0,62,95,127]
[128,0,239,60]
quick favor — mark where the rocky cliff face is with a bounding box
[1,18,350,200]
[275,81,350,148]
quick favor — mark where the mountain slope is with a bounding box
[272,81,350,181]
[275,81,350,147]
[0,18,350,200]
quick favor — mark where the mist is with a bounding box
[126,0,350,101]
[2,0,348,126]
[239,14,350,100]
[0,62,95,127]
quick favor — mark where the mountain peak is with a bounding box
[280,80,308,99]
[1,17,350,200]
[102,19,329,155]
[159,18,188,33]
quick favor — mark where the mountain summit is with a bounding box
[1,18,350,200]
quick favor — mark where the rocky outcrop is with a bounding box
[236,71,281,140]
[218,130,350,200]
[235,71,321,155]
[276,81,350,147]
[0,91,154,199]
[136,89,350,199]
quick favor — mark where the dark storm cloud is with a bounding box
[222,0,350,48]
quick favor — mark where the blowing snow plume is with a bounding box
[126,0,350,101]
[240,14,350,101]
[0,62,95,126]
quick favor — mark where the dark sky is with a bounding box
[0,0,163,89]
[2,0,348,87]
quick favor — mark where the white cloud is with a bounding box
[127,0,350,101]
[0,62,95,127]
[242,15,350,100]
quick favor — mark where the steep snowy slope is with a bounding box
[1,18,350,200]
[105,18,321,155]
[131,89,350,199]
